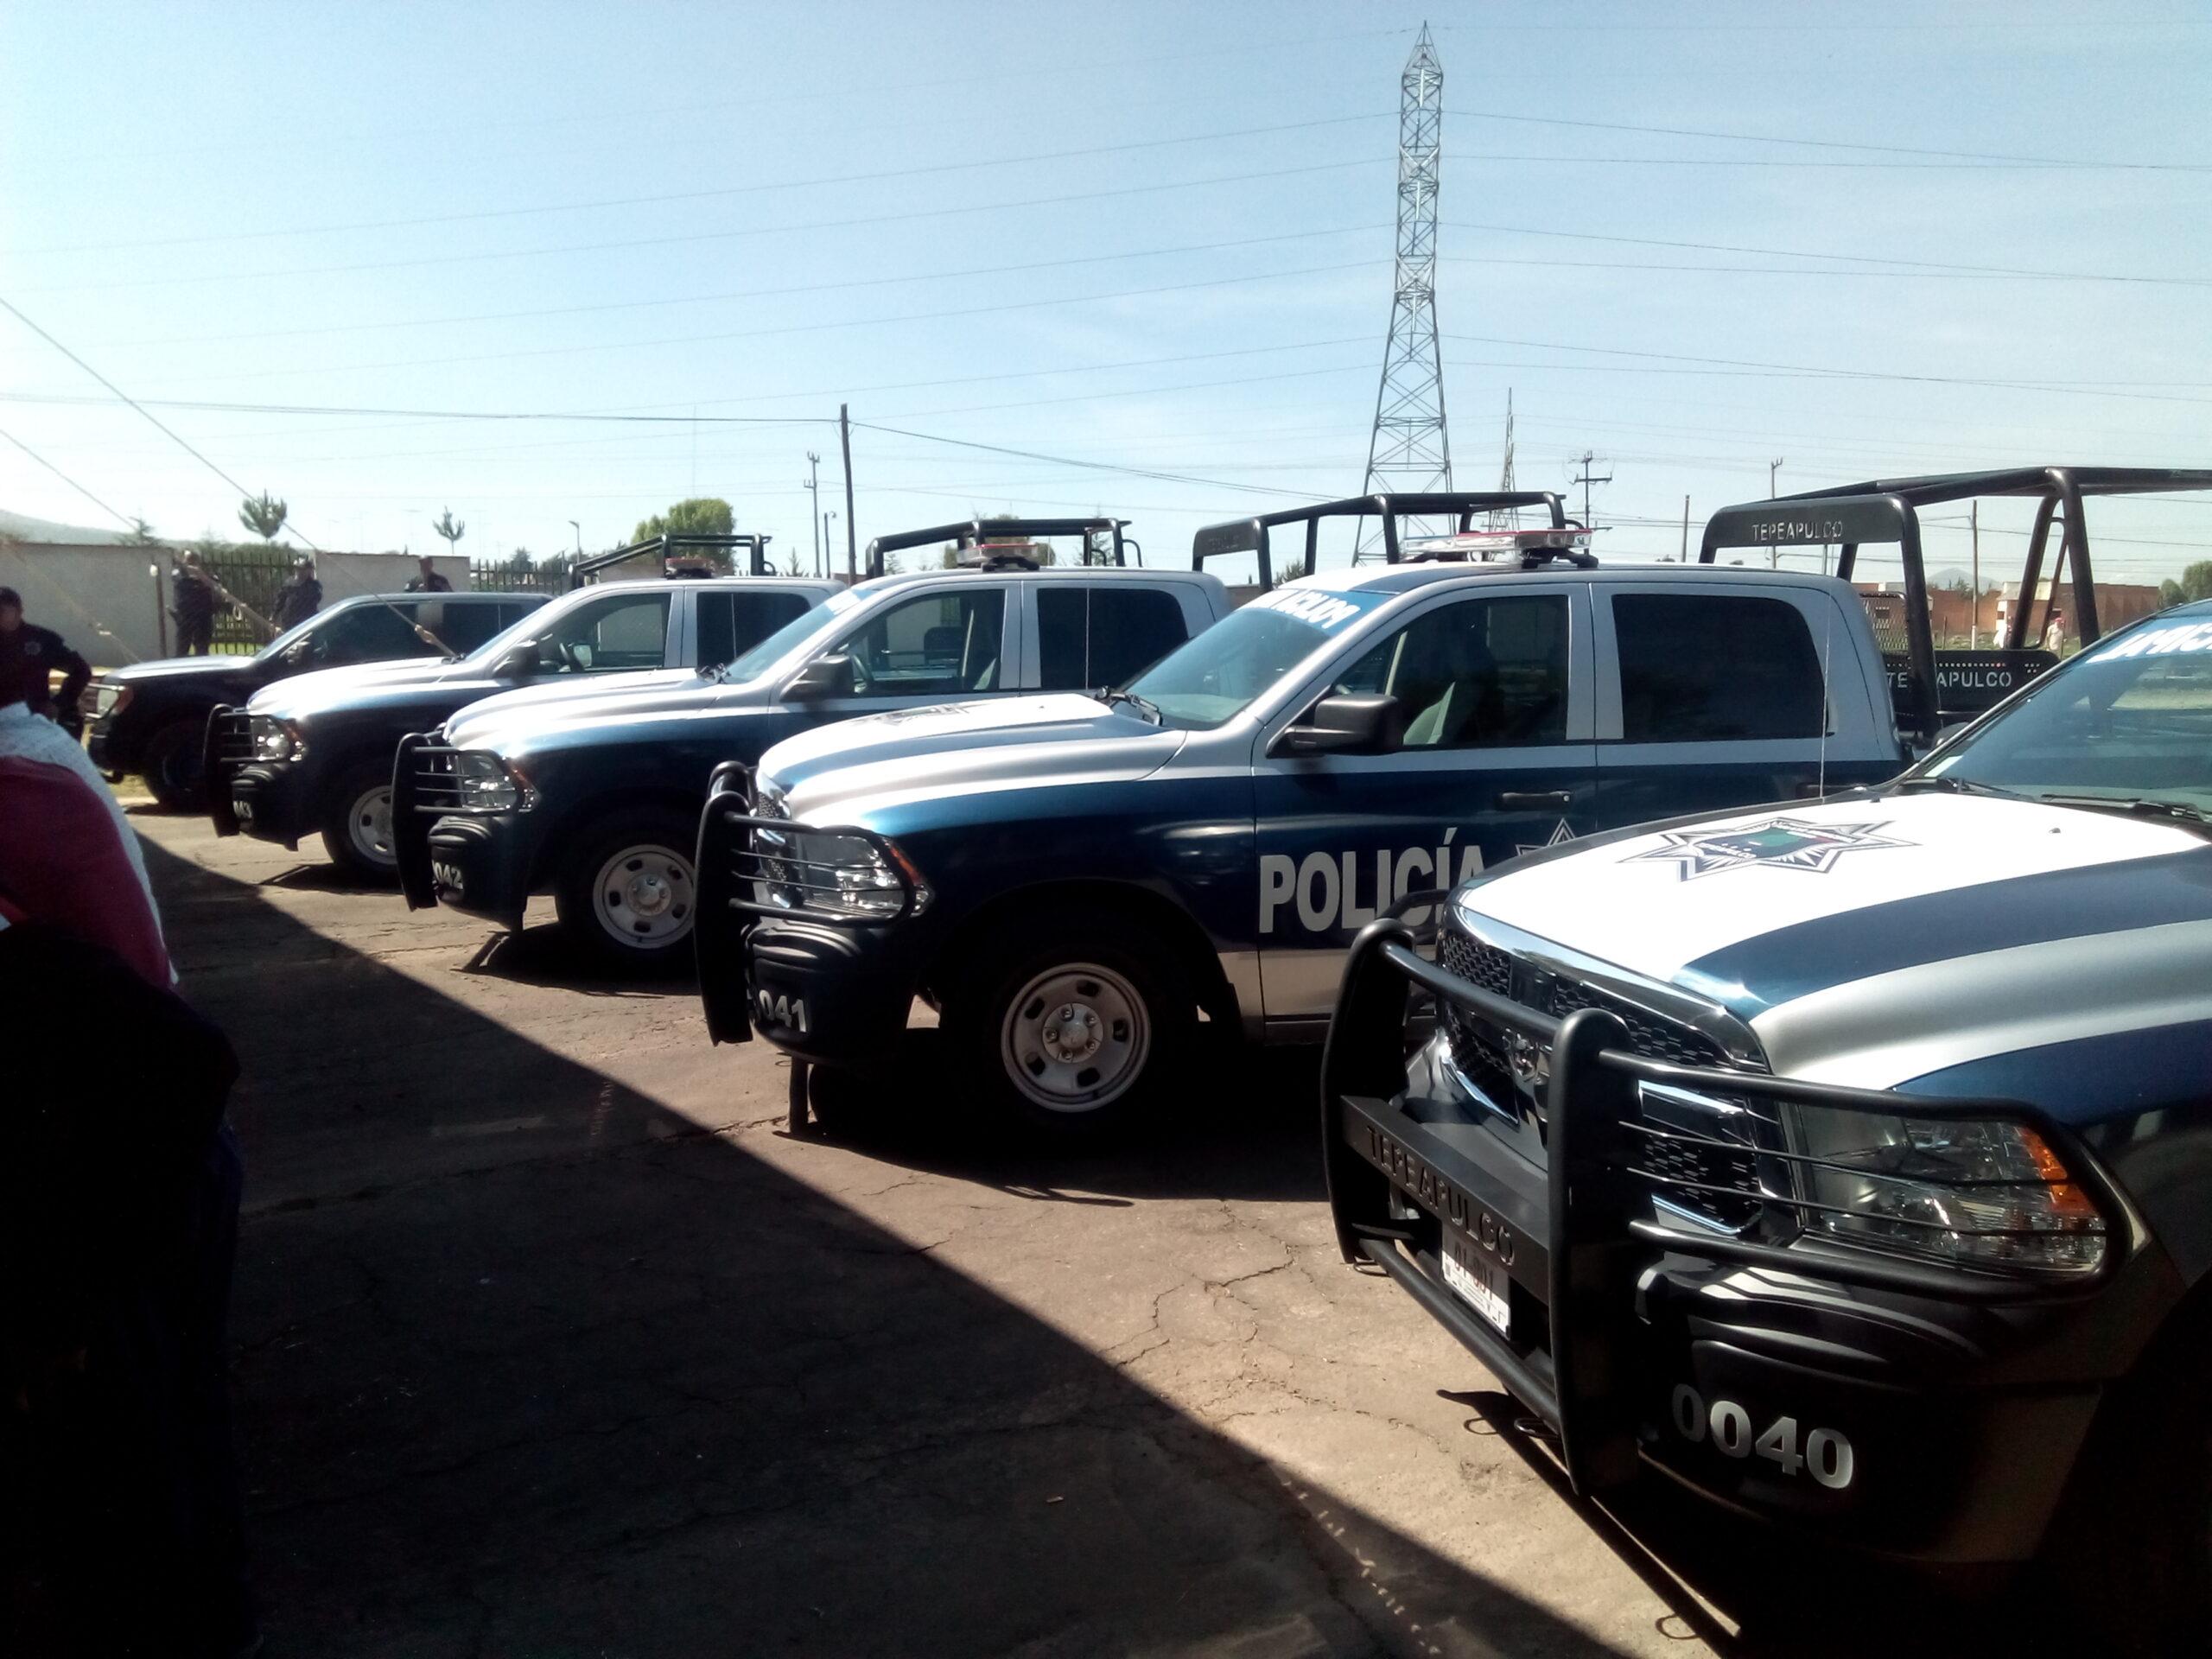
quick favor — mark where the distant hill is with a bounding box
[0,506,135,545]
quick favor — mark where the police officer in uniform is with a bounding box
[0,585,92,732]
[172,553,219,656]
[270,556,321,631]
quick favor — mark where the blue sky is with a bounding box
[4,1,2209,589]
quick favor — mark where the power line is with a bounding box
[1446,150,2212,170]
[1440,252,2212,284]
[0,423,139,531]
[851,423,1325,501]
[1445,106,2212,172]
[0,295,324,551]
[12,112,1393,257]
[10,158,1389,296]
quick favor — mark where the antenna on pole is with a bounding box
[1357,22,1451,562]
[1570,450,1612,529]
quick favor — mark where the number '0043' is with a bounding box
[1670,1384,1854,1491]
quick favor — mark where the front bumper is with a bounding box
[693,763,927,1058]
[221,760,320,849]
[391,733,537,925]
[1322,919,2164,1566]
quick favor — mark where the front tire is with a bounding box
[553,810,700,976]
[319,761,400,882]
[142,718,207,811]
[941,909,1192,1138]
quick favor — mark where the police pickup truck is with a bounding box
[1323,468,2212,1645]
[207,574,835,880]
[86,590,543,810]
[696,491,1907,1135]
[394,518,1225,971]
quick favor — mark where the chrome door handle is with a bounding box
[1496,790,1573,810]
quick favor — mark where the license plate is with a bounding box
[232,798,255,824]
[432,860,465,896]
[1440,1232,1510,1335]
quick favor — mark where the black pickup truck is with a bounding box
[86,591,543,808]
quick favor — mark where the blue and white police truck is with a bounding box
[392,518,1225,971]
[695,492,1910,1134]
[1322,467,2212,1647]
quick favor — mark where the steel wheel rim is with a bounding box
[348,785,397,867]
[592,843,695,950]
[998,961,1150,1114]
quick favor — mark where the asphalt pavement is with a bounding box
[130,807,2044,1658]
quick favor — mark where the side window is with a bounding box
[1090,588,1190,688]
[1335,594,1571,748]
[699,590,812,668]
[422,601,505,655]
[535,593,671,674]
[1613,593,1824,741]
[311,603,425,664]
[842,588,1006,698]
[1036,587,1191,691]
[1037,588,1088,691]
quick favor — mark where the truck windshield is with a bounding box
[1923,613,2212,812]
[1127,584,1392,729]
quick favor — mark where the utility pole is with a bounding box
[1486,391,1519,530]
[1570,451,1611,530]
[1680,494,1690,561]
[823,512,836,580]
[1970,501,1980,647]
[568,520,582,557]
[802,451,822,577]
[838,404,858,582]
[1357,24,1451,557]
[1765,458,1787,565]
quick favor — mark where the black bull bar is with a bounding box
[1319,917,2128,1497]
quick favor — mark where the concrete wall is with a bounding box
[0,543,469,665]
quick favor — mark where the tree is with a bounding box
[126,517,162,545]
[781,550,804,576]
[432,508,467,552]
[632,497,734,542]
[2161,578,2186,609]
[238,492,288,543]
[504,547,536,572]
[1267,556,1311,589]
[2182,561,2212,603]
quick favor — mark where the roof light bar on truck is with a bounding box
[861,517,1137,581]
[1192,492,1569,588]
[572,532,776,587]
[1700,467,2212,744]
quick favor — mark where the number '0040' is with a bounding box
[1669,1385,1854,1490]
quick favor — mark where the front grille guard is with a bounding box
[692,761,925,1046]
[203,705,253,836]
[1320,916,2131,1496]
[391,733,454,911]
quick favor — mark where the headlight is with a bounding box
[752,826,924,918]
[93,683,131,721]
[249,714,305,762]
[456,750,531,813]
[1785,1104,2107,1275]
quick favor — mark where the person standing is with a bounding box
[0,585,92,733]
[2042,608,2068,655]
[405,555,452,594]
[270,556,321,630]
[172,553,219,656]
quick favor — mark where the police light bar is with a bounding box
[1400,526,1597,562]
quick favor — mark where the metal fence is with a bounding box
[470,562,574,595]
[200,543,296,654]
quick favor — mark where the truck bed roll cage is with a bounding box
[573,533,775,585]
[1192,493,1568,588]
[861,517,1136,581]
[1699,467,2212,741]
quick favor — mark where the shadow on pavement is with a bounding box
[456,918,695,996]
[125,839,1658,1658]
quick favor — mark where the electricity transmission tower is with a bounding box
[1358,22,1450,558]
[1486,390,1520,529]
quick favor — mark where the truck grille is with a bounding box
[408,744,466,813]
[1435,918,1770,1230]
[210,708,255,766]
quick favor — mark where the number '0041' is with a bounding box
[1670,1385,1854,1490]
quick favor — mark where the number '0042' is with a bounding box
[1670,1384,1854,1491]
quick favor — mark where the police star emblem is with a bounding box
[1627,816,1910,881]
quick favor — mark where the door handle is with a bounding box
[1496,791,1573,810]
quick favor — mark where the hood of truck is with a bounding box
[441,668,711,747]
[763,694,1185,825]
[245,656,493,718]
[1454,791,2212,1095]
[102,654,264,692]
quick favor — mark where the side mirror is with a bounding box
[1931,720,1970,750]
[1273,693,1407,757]
[497,642,540,680]
[782,653,855,702]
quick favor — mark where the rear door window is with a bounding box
[1611,593,1824,741]
[698,589,814,669]
[1037,586,1192,691]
